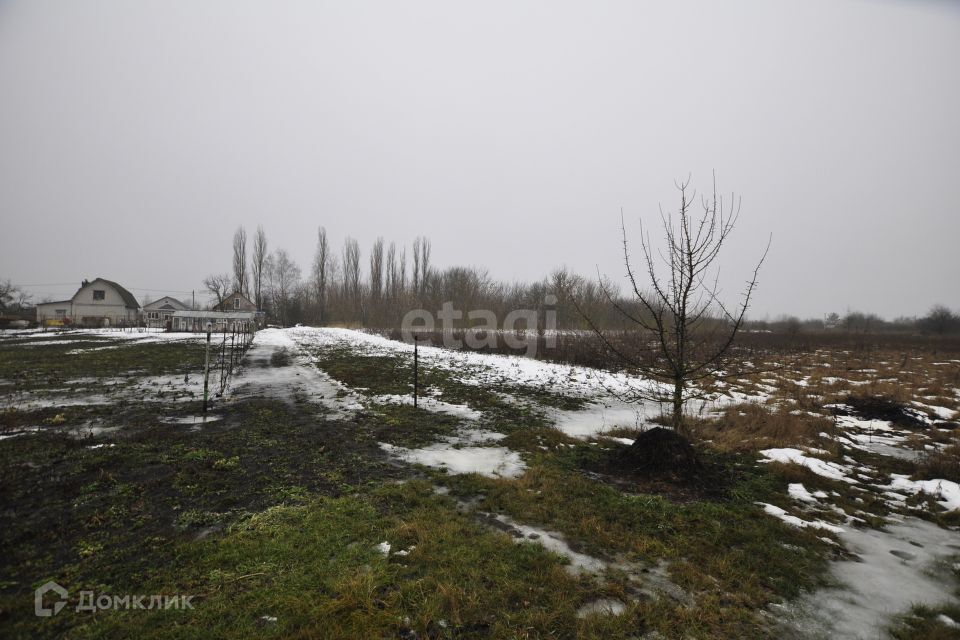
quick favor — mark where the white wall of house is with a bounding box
[143,297,188,327]
[71,282,137,326]
[35,301,71,323]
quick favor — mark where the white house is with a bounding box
[143,296,190,328]
[36,278,141,327]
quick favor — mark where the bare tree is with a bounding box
[0,279,28,311]
[311,226,331,324]
[919,305,960,335]
[252,226,268,311]
[265,249,302,326]
[369,237,384,303]
[581,177,769,438]
[203,273,232,308]
[412,238,422,296]
[342,237,362,321]
[419,236,431,295]
[232,226,249,295]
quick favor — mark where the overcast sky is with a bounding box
[0,0,957,318]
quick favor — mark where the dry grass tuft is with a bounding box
[915,443,960,484]
[693,403,835,454]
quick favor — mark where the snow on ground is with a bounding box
[228,328,363,416]
[1,327,211,344]
[911,401,956,421]
[380,442,526,479]
[285,327,764,439]
[759,448,857,483]
[886,474,960,511]
[370,394,481,420]
[4,325,958,636]
[488,513,607,573]
[788,483,820,503]
[776,517,960,640]
[757,503,844,533]
[2,373,209,411]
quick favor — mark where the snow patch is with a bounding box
[759,448,856,483]
[379,443,526,479]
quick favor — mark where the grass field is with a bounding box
[1,327,958,639]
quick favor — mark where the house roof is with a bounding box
[77,278,141,309]
[143,296,188,311]
[213,291,255,311]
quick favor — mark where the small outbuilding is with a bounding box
[170,310,257,333]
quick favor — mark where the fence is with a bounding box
[209,324,256,401]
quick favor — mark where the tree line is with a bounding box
[202,226,635,330]
[201,226,960,336]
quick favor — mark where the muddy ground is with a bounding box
[0,327,958,639]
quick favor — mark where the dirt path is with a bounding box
[228,328,361,416]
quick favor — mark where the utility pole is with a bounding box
[203,321,212,413]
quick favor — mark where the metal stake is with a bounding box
[413,335,419,409]
[203,322,211,413]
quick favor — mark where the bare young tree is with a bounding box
[252,226,268,311]
[582,177,770,438]
[412,237,422,296]
[265,249,302,326]
[203,273,232,308]
[311,226,331,325]
[419,236,431,295]
[342,237,362,321]
[232,226,249,295]
[369,237,384,303]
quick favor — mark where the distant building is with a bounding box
[213,291,258,313]
[170,310,257,333]
[35,278,141,327]
[143,296,190,328]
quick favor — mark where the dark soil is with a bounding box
[840,394,929,429]
[619,427,703,475]
[573,428,737,502]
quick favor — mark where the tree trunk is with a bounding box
[671,379,685,437]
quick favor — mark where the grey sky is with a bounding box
[1,0,957,318]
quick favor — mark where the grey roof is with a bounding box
[143,296,189,311]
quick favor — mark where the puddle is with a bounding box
[161,414,223,426]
